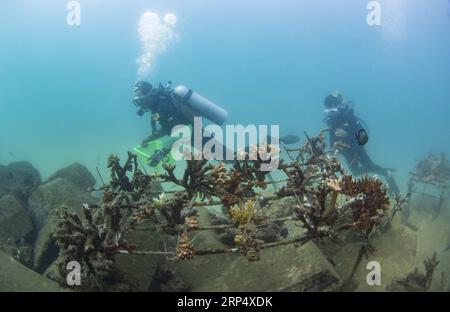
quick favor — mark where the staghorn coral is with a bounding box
[229,199,255,226]
[276,131,388,238]
[234,234,245,245]
[239,236,264,262]
[185,216,199,231]
[339,175,390,231]
[152,192,166,209]
[162,158,262,209]
[232,233,264,262]
[53,205,132,291]
[176,233,195,260]
[52,127,397,291]
[107,153,136,192]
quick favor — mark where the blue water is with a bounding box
[1,0,449,193]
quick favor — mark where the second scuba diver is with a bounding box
[323,91,401,194]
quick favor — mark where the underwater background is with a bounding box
[1,0,450,192]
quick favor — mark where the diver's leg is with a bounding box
[357,150,385,175]
[358,149,400,194]
[341,150,364,176]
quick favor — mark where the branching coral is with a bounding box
[412,153,450,187]
[162,158,262,209]
[53,129,397,290]
[235,235,264,262]
[53,205,133,290]
[229,199,255,226]
[176,234,195,260]
[339,175,390,231]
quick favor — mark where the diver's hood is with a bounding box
[134,81,153,98]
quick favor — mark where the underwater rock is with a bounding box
[149,264,190,292]
[28,177,98,230]
[316,216,417,291]
[29,178,99,272]
[267,196,297,218]
[0,250,65,291]
[171,240,341,292]
[113,220,165,291]
[414,216,450,291]
[191,206,232,250]
[166,205,342,291]
[43,259,62,283]
[416,216,450,291]
[33,214,64,273]
[416,216,450,260]
[405,195,441,230]
[265,196,302,237]
[218,228,239,246]
[44,219,163,291]
[0,194,34,244]
[280,270,340,292]
[0,161,41,201]
[46,162,96,191]
[43,258,66,284]
[217,221,281,246]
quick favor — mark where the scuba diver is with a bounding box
[323,91,400,194]
[132,81,301,167]
[133,81,229,166]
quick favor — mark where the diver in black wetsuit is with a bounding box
[133,81,193,146]
[324,91,400,194]
[133,81,231,165]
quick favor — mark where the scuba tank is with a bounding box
[172,85,228,125]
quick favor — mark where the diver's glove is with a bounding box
[148,150,166,167]
[148,148,171,167]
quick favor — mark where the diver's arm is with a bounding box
[142,114,158,145]
[142,127,171,145]
[357,149,400,193]
[142,133,158,145]
[357,149,386,174]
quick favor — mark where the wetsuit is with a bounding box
[140,86,235,161]
[325,103,400,194]
[141,88,192,145]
